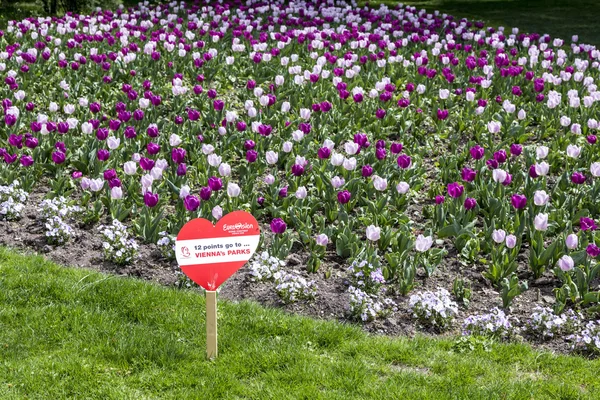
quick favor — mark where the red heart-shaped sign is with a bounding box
[175,211,261,290]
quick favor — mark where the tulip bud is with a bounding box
[566,234,578,249]
[295,186,307,199]
[505,234,517,249]
[558,255,574,272]
[492,229,506,244]
[534,213,549,231]
[212,205,223,220]
[533,190,550,206]
[110,186,123,199]
[227,182,241,197]
[315,234,329,246]
[415,235,433,252]
[396,181,410,194]
[366,225,381,241]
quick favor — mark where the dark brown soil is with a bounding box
[0,185,586,355]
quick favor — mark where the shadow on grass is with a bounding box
[365,0,600,44]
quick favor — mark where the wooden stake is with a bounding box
[206,290,218,359]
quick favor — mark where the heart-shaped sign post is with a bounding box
[175,210,260,359]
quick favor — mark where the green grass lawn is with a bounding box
[363,0,600,45]
[0,248,599,399]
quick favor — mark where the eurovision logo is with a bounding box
[175,211,260,291]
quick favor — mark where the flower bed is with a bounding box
[0,0,599,355]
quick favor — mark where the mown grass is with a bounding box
[362,0,600,45]
[0,247,598,399]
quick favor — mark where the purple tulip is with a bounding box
[188,109,200,121]
[244,140,256,150]
[57,122,69,134]
[494,150,507,163]
[447,182,464,198]
[299,122,311,134]
[529,164,539,178]
[397,98,410,108]
[337,190,351,204]
[118,111,131,123]
[397,154,412,169]
[436,109,449,120]
[147,142,160,155]
[213,100,224,111]
[586,244,600,258]
[103,169,117,181]
[510,144,523,156]
[140,157,155,171]
[375,148,387,160]
[246,150,258,163]
[144,192,159,208]
[390,143,403,154]
[124,126,137,139]
[184,195,200,212]
[199,186,212,201]
[470,145,485,160]
[3,153,17,164]
[258,124,272,136]
[318,147,331,159]
[108,178,121,189]
[464,197,477,210]
[291,164,305,176]
[354,133,368,148]
[580,217,597,231]
[96,128,109,141]
[461,167,477,182]
[72,171,82,179]
[97,149,110,161]
[147,125,159,137]
[236,121,247,131]
[171,148,186,164]
[89,102,101,113]
[435,195,445,204]
[109,119,121,131]
[257,197,265,206]
[51,151,66,164]
[55,141,66,153]
[587,135,597,145]
[270,218,287,234]
[571,172,586,184]
[8,134,23,148]
[362,165,373,177]
[133,110,144,121]
[20,154,33,167]
[511,194,527,209]
[484,159,497,170]
[208,176,223,191]
[375,108,386,119]
[177,163,187,176]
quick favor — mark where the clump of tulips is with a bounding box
[0,0,599,334]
